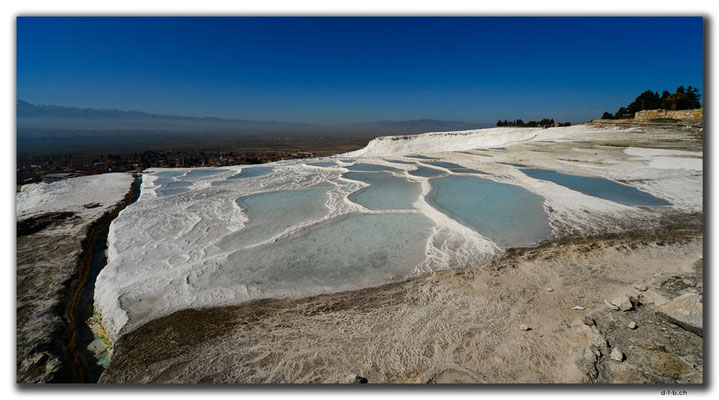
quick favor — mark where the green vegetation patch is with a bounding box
[599,85,702,120]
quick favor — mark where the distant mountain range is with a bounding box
[17,100,315,134]
[17,100,490,135]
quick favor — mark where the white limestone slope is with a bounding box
[17,173,134,219]
[94,124,702,344]
[344,126,582,157]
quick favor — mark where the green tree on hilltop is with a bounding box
[660,90,672,110]
[614,106,630,119]
[604,85,702,119]
[627,90,661,114]
[687,86,701,108]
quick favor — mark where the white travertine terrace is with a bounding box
[17,173,134,219]
[94,125,702,343]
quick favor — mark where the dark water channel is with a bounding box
[73,176,142,382]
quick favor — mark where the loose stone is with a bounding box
[614,295,635,312]
[590,334,607,349]
[610,348,624,362]
[634,283,649,292]
[604,299,619,311]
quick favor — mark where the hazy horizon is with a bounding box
[17,17,703,125]
[16,98,494,127]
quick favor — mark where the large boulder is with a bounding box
[655,293,703,337]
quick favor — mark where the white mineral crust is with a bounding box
[94,125,702,343]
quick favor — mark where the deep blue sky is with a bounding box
[17,17,703,124]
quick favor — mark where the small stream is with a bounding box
[73,176,142,382]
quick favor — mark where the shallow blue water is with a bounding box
[407,155,437,160]
[427,175,551,247]
[500,162,528,168]
[460,151,492,157]
[227,166,274,180]
[208,213,435,292]
[384,159,416,165]
[156,187,190,197]
[343,171,421,209]
[154,173,193,197]
[153,177,177,187]
[521,169,671,206]
[161,181,192,189]
[345,163,402,172]
[408,165,447,177]
[181,169,228,179]
[154,171,186,178]
[422,161,484,174]
[306,161,337,167]
[216,184,332,250]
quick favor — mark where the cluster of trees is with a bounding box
[496,118,571,128]
[601,85,702,120]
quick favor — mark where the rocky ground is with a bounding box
[590,119,703,139]
[16,174,135,383]
[578,259,703,383]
